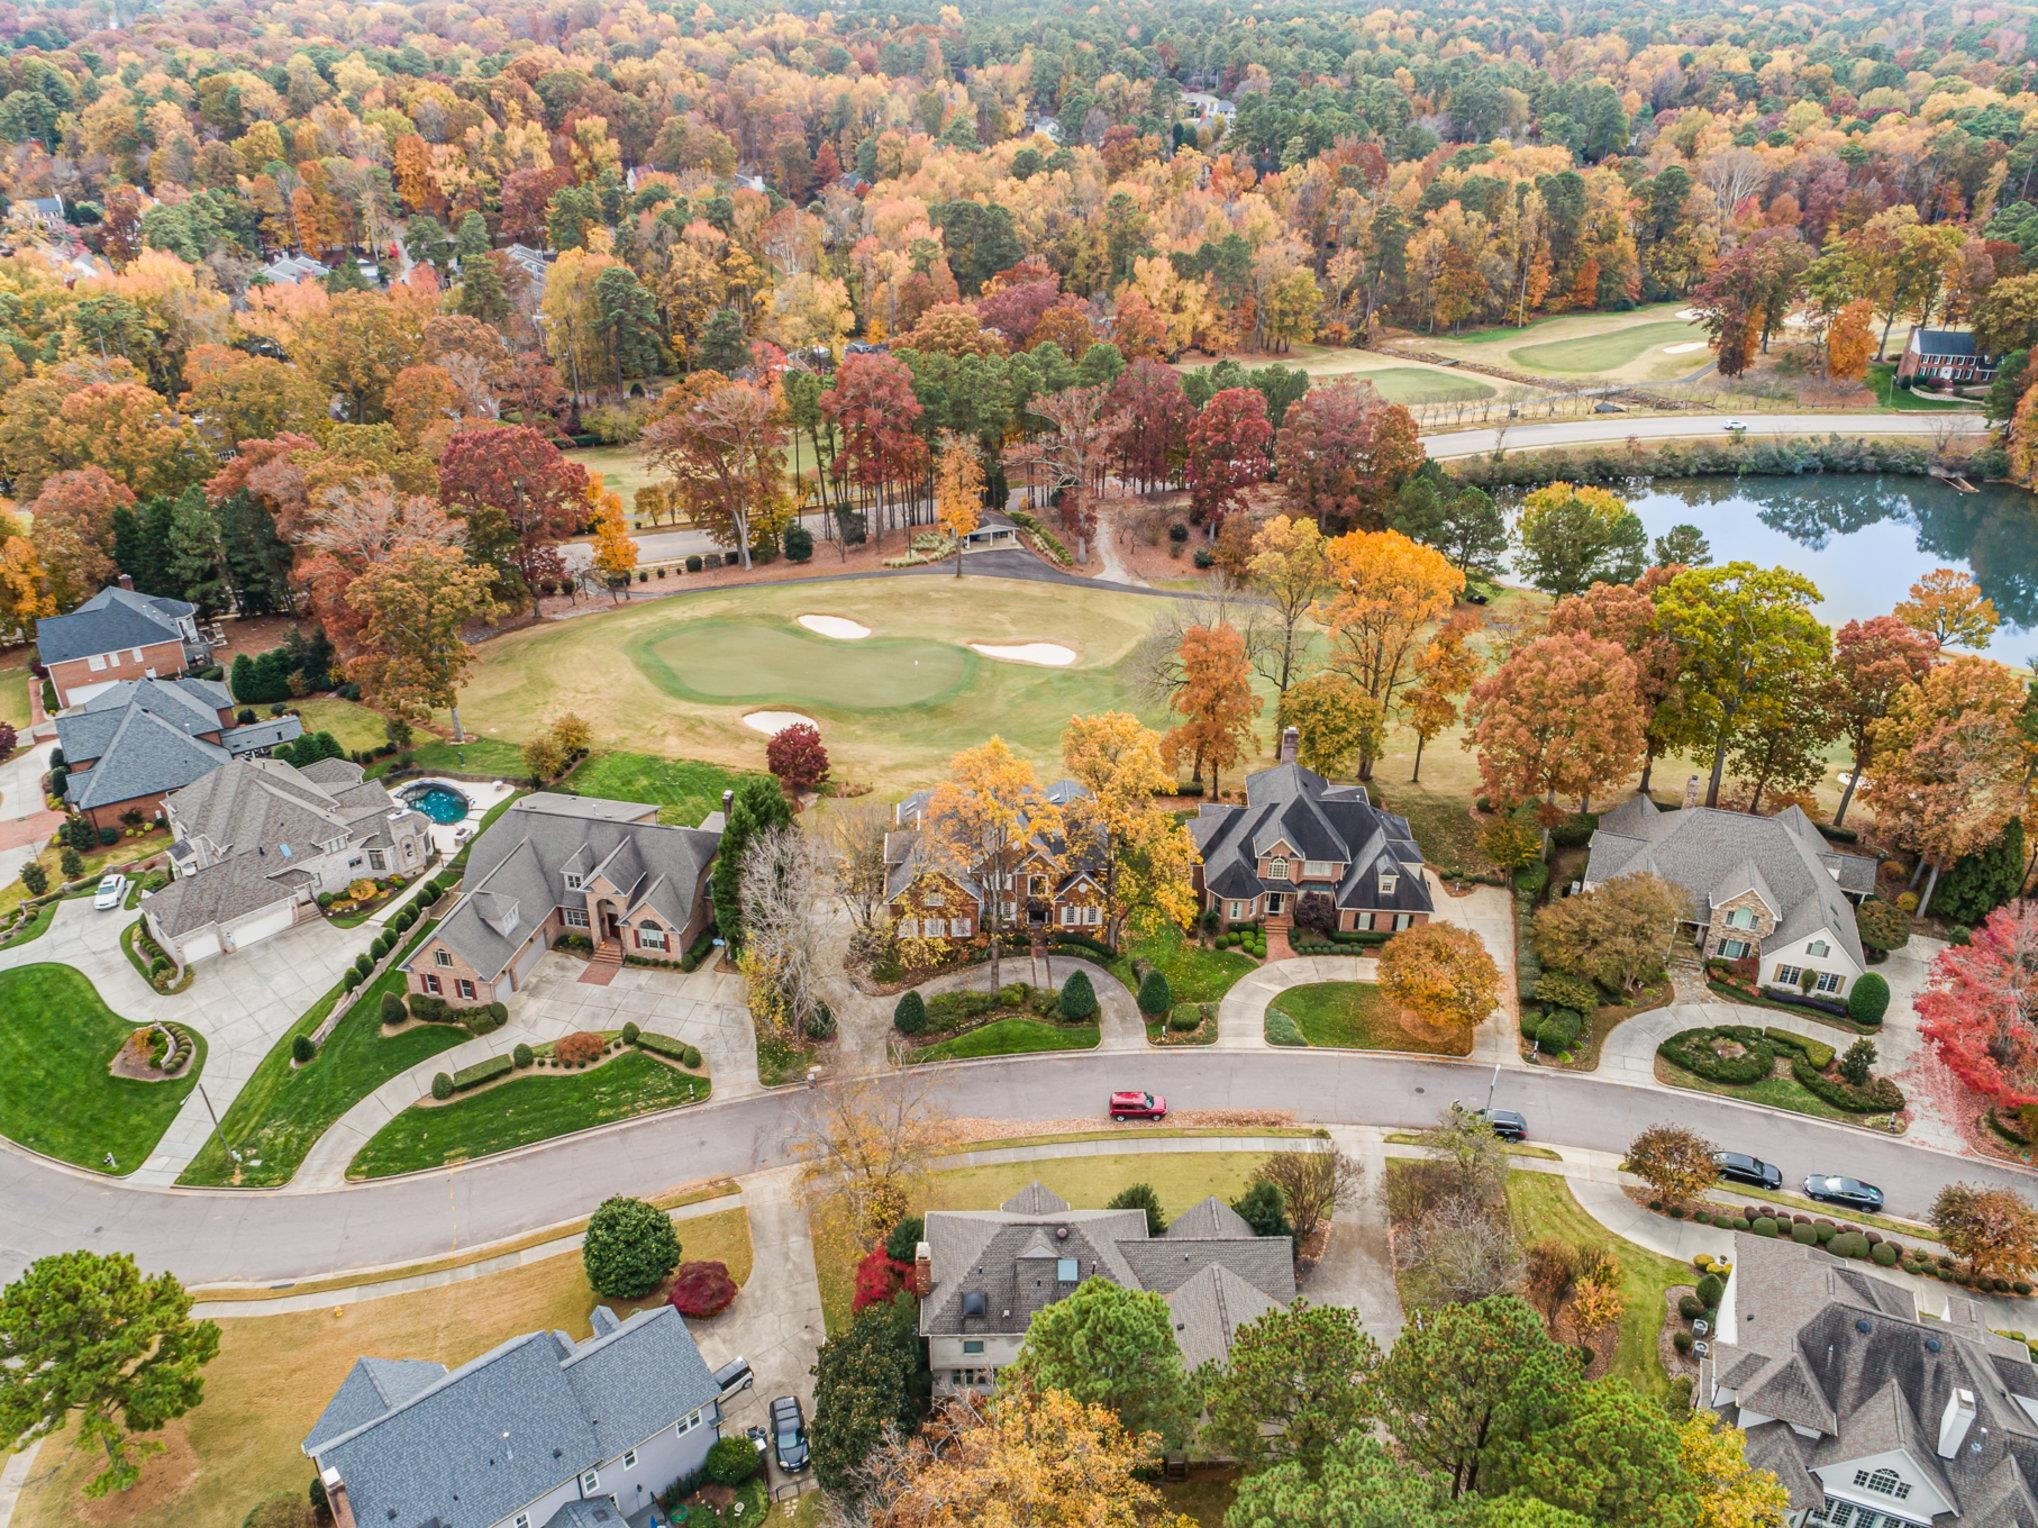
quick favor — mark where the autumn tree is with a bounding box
[1931,1182,2038,1283]
[932,430,983,576]
[1405,614,1483,783]
[1895,568,2000,650]
[798,1074,961,1247]
[588,476,638,597]
[644,378,791,571]
[28,468,129,610]
[1825,616,1939,827]
[1160,624,1262,797]
[1377,922,1501,1043]
[766,722,830,798]
[1916,901,2038,1108]
[1274,379,1424,529]
[824,353,927,539]
[1863,656,2028,915]
[1654,562,1830,808]
[345,542,502,741]
[1466,634,1646,825]
[1825,297,1876,382]
[1318,529,1464,776]
[1108,360,1193,494]
[1515,482,1647,599]
[924,737,1064,987]
[1533,872,1689,993]
[1276,671,1384,779]
[1060,713,1199,946]
[1181,385,1273,533]
[1622,1125,1720,1205]
[1245,514,1328,696]
[439,425,590,616]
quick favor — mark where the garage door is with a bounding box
[175,928,221,964]
[508,934,546,990]
[225,899,296,951]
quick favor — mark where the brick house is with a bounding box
[55,677,300,829]
[1895,326,2000,388]
[402,793,721,1005]
[1582,795,1878,999]
[883,778,1107,941]
[1186,729,1433,936]
[34,581,210,708]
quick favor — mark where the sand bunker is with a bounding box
[743,710,816,735]
[1663,341,1707,355]
[1676,307,1700,321]
[797,613,871,640]
[969,641,1077,667]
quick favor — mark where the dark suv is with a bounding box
[770,1394,810,1473]
[1477,1108,1528,1141]
[1713,1151,1783,1190]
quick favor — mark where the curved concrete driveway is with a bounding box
[7,1043,2036,1289]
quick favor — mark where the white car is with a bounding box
[93,874,127,910]
[1723,418,1750,433]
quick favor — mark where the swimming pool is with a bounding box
[402,783,472,825]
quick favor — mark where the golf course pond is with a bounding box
[1533,475,2038,645]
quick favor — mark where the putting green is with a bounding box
[1349,366,1495,404]
[1510,321,1706,375]
[632,620,976,710]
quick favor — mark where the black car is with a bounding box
[1713,1151,1783,1190]
[1803,1174,1885,1212]
[1477,1108,1528,1142]
[770,1394,810,1473]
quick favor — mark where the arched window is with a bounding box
[1808,940,1830,958]
[1269,856,1289,881]
[1854,1466,1910,1500]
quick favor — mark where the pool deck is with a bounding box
[408,776,518,857]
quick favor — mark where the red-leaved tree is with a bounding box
[1184,386,1271,531]
[1109,359,1193,494]
[1917,901,2038,1109]
[1466,633,1647,825]
[851,1247,912,1313]
[1274,379,1423,529]
[823,353,926,540]
[667,1260,739,1317]
[439,425,590,617]
[766,721,831,796]
[1825,615,1939,827]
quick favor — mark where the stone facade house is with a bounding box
[55,677,300,829]
[915,1182,1296,1396]
[1703,1231,2038,1526]
[303,1304,723,1528]
[1186,729,1433,935]
[1583,796,1877,999]
[884,778,1106,942]
[402,793,720,1005]
[34,582,210,708]
[145,757,431,965]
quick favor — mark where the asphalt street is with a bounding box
[2,1048,2022,1286]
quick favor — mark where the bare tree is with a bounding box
[1129,588,1279,709]
[797,1073,963,1243]
[827,798,894,960]
[738,825,831,1039]
[1394,1192,1525,1309]
[1252,1150,1364,1244]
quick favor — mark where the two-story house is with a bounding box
[55,677,300,829]
[1702,1231,2038,1526]
[401,792,721,1005]
[303,1304,724,1528]
[144,756,431,964]
[1186,728,1433,935]
[34,580,210,708]
[883,778,1107,942]
[1582,795,1877,1000]
[915,1182,1296,1396]
[1895,326,2000,389]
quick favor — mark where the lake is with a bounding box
[1606,476,2038,648]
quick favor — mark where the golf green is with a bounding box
[1510,321,1705,375]
[631,619,979,711]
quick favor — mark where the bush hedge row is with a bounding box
[452,1054,514,1092]
[634,1031,704,1068]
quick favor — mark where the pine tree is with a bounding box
[709,776,794,945]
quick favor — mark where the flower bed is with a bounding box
[1705,960,1873,1029]
[121,918,192,994]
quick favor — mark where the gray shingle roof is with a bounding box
[141,842,303,936]
[34,585,193,665]
[885,780,1100,906]
[1585,797,1874,964]
[918,1179,1295,1370]
[1191,763,1432,912]
[415,794,719,981]
[1912,326,1985,360]
[67,710,228,810]
[303,1306,719,1528]
[57,678,301,811]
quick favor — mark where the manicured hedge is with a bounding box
[1659,1024,1776,1083]
[635,1031,703,1068]
[1790,1054,1905,1112]
[1660,1023,1902,1112]
[452,1054,514,1092]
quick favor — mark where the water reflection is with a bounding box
[1619,476,2038,643]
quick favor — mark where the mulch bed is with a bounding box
[1657,1285,1700,1381]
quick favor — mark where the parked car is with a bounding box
[712,1356,753,1400]
[93,874,126,910]
[1713,1151,1783,1190]
[770,1395,809,1473]
[1803,1174,1885,1212]
[1477,1108,1528,1142]
[1109,1090,1167,1121]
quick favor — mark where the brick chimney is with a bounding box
[914,1240,932,1298]
[1279,726,1299,765]
[117,572,134,591]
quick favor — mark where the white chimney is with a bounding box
[1279,726,1299,765]
[1937,1387,1978,1459]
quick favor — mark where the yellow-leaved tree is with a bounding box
[1375,921,1500,1047]
[1317,528,1463,777]
[924,737,1064,987]
[1061,712,1199,947]
[932,429,984,577]
[586,471,638,600]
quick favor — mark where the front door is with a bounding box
[601,907,620,941]
[1265,893,1285,916]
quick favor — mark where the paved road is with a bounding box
[1421,410,1987,460]
[3,1046,2024,1287]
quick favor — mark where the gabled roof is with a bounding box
[415,794,718,981]
[303,1306,719,1528]
[1584,796,1873,964]
[35,585,194,665]
[57,678,301,810]
[1911,326,1986,359]
[1191,763,1431,912]
[885,781,1104,905]
[67,708,228,810]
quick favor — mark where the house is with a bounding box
[1702,1231,2038,1526]
[883,778,1104,941]
[259,252,331,286]
[55,677,300,829]
[1187,728,1433,935]
[1582,795,1877,999]
[1896,327,2000,388]
[915,1182,1295,1395]
[402,793,721,1005]
[34,581,210,708]
[12,194,64,231]
[503,242,551,293]
[303,1304,724,1528]
[144,757,431,964]
[1181,92,1238,124]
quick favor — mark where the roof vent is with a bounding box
[1926,1337,1942,1352]
[1856,1318,1872,1334]
[1055,1225,1069,1241]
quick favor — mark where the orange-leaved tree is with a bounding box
[1376,921,1501,1045]
[1466,633,1646,829]
[1317,528,1462,778]
[1160,624,1263,799]
[932,430,984,577]
[1061,712,1199,946]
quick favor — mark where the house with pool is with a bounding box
[401,792,722,1005]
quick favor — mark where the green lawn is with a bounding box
[563,750,758,826]
[1656,1056,1874,1128]
[907,1016,1100,1063]
[635,619,977,709]
[1265,980,1471,1054]
[407,735,527,778]
[1506,1172,1688,1400]
[1344,366,1494,404]
[0,964,205,1173]
[1,901,56,948]
[178,921,463,1186]
[1394,782,1503,880]
[291,697,393,754]
[1109,929,1256,1006]
[347,1051,711,1178]
[1510,321,1709,376]
[0,660,31,731]
[1866,362,1981,411]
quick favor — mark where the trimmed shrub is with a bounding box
[1673,1329,1694,1354]
[705,1432,760,1486]
[1529,1008,1583,1051]
[353,953,373,977]
[1830,1232,1870,1259]
[1791,1221,1820,1245]
[1751,1216,1780,1238]
[513,1043,534,1068]
[1678,1293,1704,1320]
[1059,970,1098,1022]
[1871,1242,1900,1267]
[1697,1273,1724,1307]
[894,990,928,1035]
[1790,1055,1905,1113]
[1167,1007,1203,1032]
[1136,969,1172,1018]
[380,991,408,1026]
[1848,972,1890,1027]
[668,1259,740,1318]
[582,1195,681,1299]
[622,1021,641,1043]
[430,1072,453,1101]
[291,1034,316,1064]
[1535,971,1601,1013]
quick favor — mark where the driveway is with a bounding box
[0,740,58,887]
